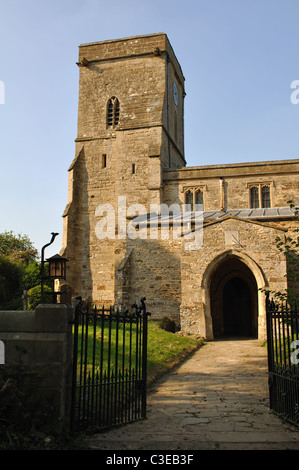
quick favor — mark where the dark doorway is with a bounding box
[223,277,252,337]
[210,255,258,339]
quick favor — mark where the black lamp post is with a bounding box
[41,232,68,303]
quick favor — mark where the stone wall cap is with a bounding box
[79,33,167,48]
[165,157,299,172]
[164,158,299,180]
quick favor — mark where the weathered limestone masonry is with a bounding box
[0,304,73,427]
[163,159,299,210]
[62,33,185,306]
[163,159,299,339]
[61,33,299,341]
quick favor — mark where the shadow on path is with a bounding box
[87,339,299,450]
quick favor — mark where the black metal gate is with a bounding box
[70,297,150,433]
[266,295,299,426]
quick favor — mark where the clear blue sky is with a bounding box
[0,0,299,257]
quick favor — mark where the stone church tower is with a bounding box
[61,33,186,305]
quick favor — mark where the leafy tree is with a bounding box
[21,261,42,291]
[0,231,38,265]
[0,256,22,305]
[0,231,41,309]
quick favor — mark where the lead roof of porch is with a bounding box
[133,207,297,225]
[201,206,296,221]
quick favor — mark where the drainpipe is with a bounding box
[165,52,171,167]
[220,177,225,211]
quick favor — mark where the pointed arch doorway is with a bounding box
[210,255,258,338]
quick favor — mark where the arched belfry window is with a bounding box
[107,97,120,128]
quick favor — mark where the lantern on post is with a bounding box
[46,254,68,280]
[41,232,68,303]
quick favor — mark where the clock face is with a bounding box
[173,82,178,106]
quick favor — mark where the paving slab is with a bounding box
[86,339,299,451]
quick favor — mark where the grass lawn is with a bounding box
[147,320,203,385]
[0,319,203,450]
[75,318,203,386]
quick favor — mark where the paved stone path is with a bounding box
[87,339,299,450]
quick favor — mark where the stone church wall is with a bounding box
[111,214,290,340]
[180,217,288,339]
[61,33,299,341]
[163,160,299,211]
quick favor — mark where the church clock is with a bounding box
[173,81,178,106]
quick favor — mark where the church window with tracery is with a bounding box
[107,97,120,128]
[184,188,204,211]
[249,184,271,209]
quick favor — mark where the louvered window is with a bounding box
[107,97,120,128]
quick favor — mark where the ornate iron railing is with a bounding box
[266,295,299,426]
[70,297,150,432]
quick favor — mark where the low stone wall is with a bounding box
[0,304,73,430]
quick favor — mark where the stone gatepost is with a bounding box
[0,304,73,430]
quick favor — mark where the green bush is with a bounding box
[27,285,53,310]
